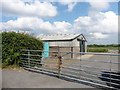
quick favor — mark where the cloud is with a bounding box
[0,9,118,44]
[74,11,118,35]
[1,17,72,34]
[1,0,57,18]
[59,0,112,12]
[73,10,118,43]
[88,0,110,11]
[90,32,109,39]
[59,0,77,12]
[53,21,72,33]
[1,11,118,39]
[67,2,77,12]
[1,1,118,44]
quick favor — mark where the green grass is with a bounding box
[87,48,108,52]
[88,47,119,50]
[87,46,119,52]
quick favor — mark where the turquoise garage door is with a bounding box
[43,42,49,58]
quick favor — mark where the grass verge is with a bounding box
[2,64,23,70]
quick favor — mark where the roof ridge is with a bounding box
[42,33,79,36]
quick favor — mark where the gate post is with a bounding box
[58,56,62,78]
[28,50,30,68]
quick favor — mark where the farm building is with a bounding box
[39,34,87,58]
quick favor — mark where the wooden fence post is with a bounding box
[58,56,62,78]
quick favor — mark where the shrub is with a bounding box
[2,32,43,67]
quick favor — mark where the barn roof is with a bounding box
[39,34,87,42]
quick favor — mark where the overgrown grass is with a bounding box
[2,64,23,70]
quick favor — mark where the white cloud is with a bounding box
[90,32,109,39]
[59,0,112,12]
[73,11,118,42]
[59,0,77,12]
[1,0,57,17]
[88,0,110,10]
[74,11,118,35]
[53,21,72,33]
[1,11,118,38]
[1,17,72,34]
[0,5,118,44]
[67,2,77,12]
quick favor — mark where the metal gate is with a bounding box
[20,50,120,89]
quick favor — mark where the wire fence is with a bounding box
[20,49,120,89]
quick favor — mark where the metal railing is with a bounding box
[20,50,120,89]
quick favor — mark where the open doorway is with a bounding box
[80,40,85,52]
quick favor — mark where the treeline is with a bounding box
[88,44,120,47]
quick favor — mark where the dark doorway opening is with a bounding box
[80,40,85,52]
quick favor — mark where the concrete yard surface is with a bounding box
[2,69,94,88]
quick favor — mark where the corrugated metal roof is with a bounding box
[38,34,85,41]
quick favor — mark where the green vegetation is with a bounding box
[87,48,108,52]
[87,44,119,53]
[2,32,43,68]
[88,44,119,49]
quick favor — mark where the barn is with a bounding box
[39,34,87,58]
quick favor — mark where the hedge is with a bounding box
[2,32,43,67]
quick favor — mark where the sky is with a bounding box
[0,0,119,44]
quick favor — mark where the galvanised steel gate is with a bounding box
[20,50,120,89]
